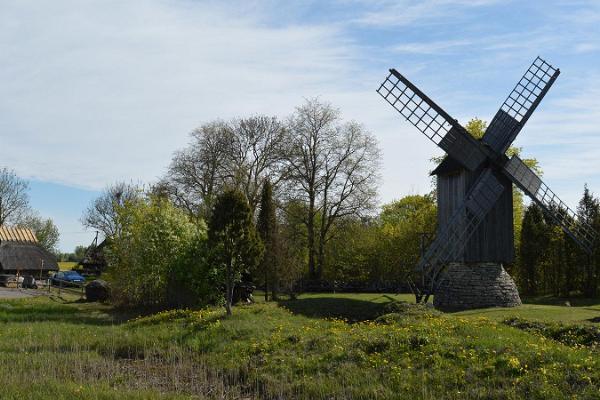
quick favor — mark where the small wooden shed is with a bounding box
[0,227,59,276]
[432,156,514,264]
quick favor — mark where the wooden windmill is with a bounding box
[377,57,597,310]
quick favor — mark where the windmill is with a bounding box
[377,57,598,311]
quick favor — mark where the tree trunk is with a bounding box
[307,192,316,279]
[271,261,279,301]
[225,260,233,315]
[264,269,269,302]
[317,230,326,280]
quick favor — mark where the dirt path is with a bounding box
[0,287,35,299]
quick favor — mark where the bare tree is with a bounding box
[166,121,234,218]
[0,168,30,226]
[286,98,380,279]
[316,122,380,277]
[229,116,289,211]
[165,116,289,217]
[81,182,140,238]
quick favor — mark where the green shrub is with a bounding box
[106,196,219,308]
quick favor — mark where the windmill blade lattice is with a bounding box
[377,69,487,171]
[502,155,597,254]
[483,57,560,154]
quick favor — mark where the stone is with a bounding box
[433,262,521,311]
[85,279,110,302]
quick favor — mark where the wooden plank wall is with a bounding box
[437,170,514,263]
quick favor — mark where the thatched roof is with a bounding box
[0,227,38,243]
[0,227,58,273]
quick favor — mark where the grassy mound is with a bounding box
[504,317,600,348]
[0,295,598,399]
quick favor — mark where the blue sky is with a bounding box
[1,0,599,251]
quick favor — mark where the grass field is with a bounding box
[58,261,78,271]
[0,293,598,399]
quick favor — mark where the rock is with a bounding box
[232,283,255,304]
[85,279,110,302]
[433,262,521,311]
[22,275,37,289]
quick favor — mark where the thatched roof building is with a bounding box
[0,227,59,275]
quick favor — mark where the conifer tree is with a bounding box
[519,203,548,295]
[257,180,279,301]
[208,189,262,315]
[577,184,600,296]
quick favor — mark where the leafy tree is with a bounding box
[0,167,30,225]
[324,195,437,288]
[256,180,279,301]
[18,212,60,253]
[378,195,437,281]
[107,195,212,308]
[73,245,87,261]
[277,199,308,298]
[208,189,263,315]
[519,204,548,295]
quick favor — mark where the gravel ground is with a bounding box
[0,287,36,299]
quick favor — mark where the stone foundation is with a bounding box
[433,262,521,311]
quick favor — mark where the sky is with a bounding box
[1,0,599,252]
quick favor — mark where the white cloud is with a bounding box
[0,0,359,189]
[350,0,501,27]
[1,0,598,214]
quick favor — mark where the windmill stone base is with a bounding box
[433,262,521,311]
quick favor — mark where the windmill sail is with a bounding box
[377,69,486,171]
[502,155,597,254]
[418,169,505,293]
[483,57,560,154]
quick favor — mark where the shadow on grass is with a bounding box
[521,295,600,307]
[278,296,393,322]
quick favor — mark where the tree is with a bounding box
[165,116,289,218]
[166,121,234,218]
[0,168,30,226]
[81,182,140,238]
[208,190,262,315]
[378,194,437,277]
[107,195,212,307]
[73,245,87,262]
[277,199,308,298]
[286,98,380,279]
[229,116,290,211]
[256,180,279,301]
[18,212,60,253]
[519,204,548,295]
[577,184,600,296]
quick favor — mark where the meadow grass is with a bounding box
[58,261,78,271]
[0,293,598,399]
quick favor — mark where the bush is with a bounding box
[106,195,219,308]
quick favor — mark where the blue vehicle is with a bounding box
[51,271,85,287]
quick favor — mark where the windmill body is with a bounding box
[433,157,514,264]
[377,57,598,311]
